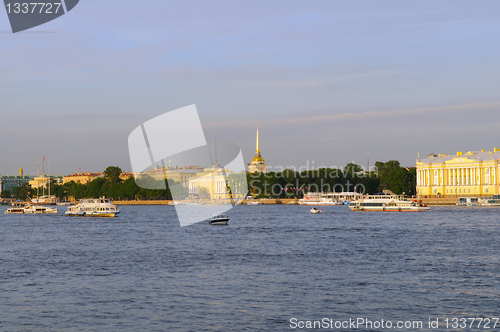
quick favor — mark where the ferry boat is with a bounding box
[24,204,57,214]
[457,197,480,206]
[348,194,430,212]
[479,195,500,206]
[65,197,119,217]
[31,195,57,205]
[478,195,500,206]
[5,202,57,214]
[209,214,229,225]
[5,203,27,214]
[299,193,342,205]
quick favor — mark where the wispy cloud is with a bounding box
[204,102,500,128]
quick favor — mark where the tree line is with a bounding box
[2,166,185,201]
[246,160,416,198]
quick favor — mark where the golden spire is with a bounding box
[19,164,23,176]
[256,125,260,153]
[251,125,264,163]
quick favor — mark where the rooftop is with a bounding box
[418,148,500,164]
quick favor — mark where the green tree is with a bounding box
[104,166,122,184]
[384,168,412,194]
[344,163,362,173]
[10,183,33,201]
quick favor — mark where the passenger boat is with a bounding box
[478,195,500,206]
[299,192,342,205]
[5,203,28,214]
[348,195,430,212]
[65,197,119,217]
[310,207,322,214]
[457,197,480,206]
[24,204,57,214]
[4,202,57,214]
[209,214,229,225]
[31,195,57,205]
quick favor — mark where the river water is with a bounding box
[0,205,499,331]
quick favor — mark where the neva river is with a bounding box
[0,205,499,331]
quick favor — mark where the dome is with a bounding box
[252,156,264,163]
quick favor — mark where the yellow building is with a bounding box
[416,149,500,197]
[136,166,204,189]
[187,166,233,201]
[29,175,51,189]
[63,172,102,185]
[247,125,269,173]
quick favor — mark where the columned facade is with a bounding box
[416,149,500,197]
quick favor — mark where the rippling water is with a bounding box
[0,205,499,331]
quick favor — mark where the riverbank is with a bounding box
[113,198,459,206]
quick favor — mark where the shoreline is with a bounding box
[113,198,459,206]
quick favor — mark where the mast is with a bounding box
[42,157,45,196]
[36,159,39,199]
[48,157,51,197]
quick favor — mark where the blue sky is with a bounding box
[1,1,500,175]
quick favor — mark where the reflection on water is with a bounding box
[0,205,499,331]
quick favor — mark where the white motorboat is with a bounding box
[348,194,430,212]
[209,214,229,225]
[65,196,119,217]
[310,207,322,214]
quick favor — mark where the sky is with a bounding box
[1,1,500,175]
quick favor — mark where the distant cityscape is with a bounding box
[2,128,500,201]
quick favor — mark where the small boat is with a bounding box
[65,196,119,217]
[310,207,322,214]
[209,214,229,225]
[479,195,500,206]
